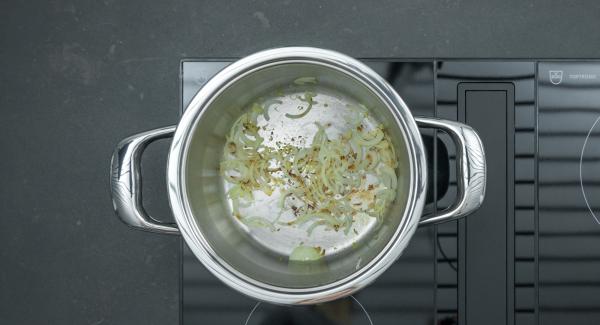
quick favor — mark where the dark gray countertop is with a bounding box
[1,1,599,324]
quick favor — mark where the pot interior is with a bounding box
[184,61,413,289]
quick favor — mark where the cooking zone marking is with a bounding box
[579,114,600,225]
[243,295,373,325]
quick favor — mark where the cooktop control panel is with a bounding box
[180,60,600,325]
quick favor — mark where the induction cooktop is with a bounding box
[179,59,600,325]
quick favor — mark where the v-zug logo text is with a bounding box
[549,70,563,85]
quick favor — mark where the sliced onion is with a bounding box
[241,216,276,231]
[289,245,323,261]
[262,99,283,121]
[293,77,318,85]
[306,221,326,236]
[378,165,398,190]
[353,127,384,147]
[219,87,399,237]
[285,92,316,119]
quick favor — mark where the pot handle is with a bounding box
[415,117,486,226]
[110,126,180,234]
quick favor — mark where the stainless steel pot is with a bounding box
[110,47,486,305]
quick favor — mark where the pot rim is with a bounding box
[167,47,427,304]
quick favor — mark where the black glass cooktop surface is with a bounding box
[179,59,600,325]
[537,62,600,325]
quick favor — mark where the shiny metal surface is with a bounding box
[415,118,486,226]
[168,47,428,304]
[110,126,179,234]
[181,60,440,325]
[111,47,487,305]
